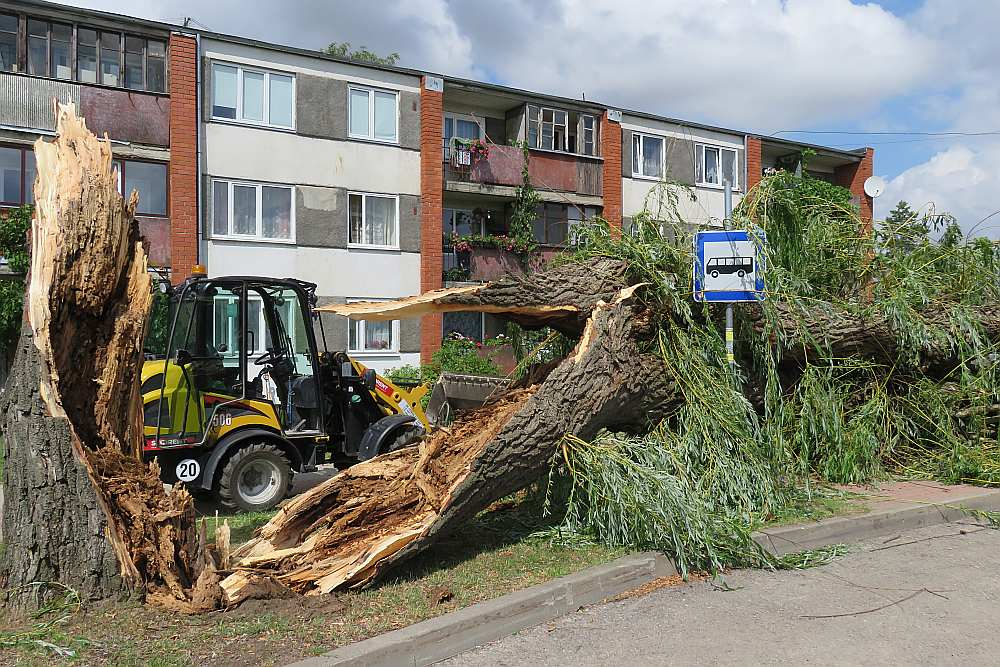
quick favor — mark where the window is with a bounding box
[348,86,398,142]
[527,105,568,151]
[697,144,739,189]
[0,17,166,90]
[443,113,482,160]
[0,145,36,206]
[0,14,16,72]
[531,203,599,245]
[211,62,294,128]
[631,133,664,179]
[123,35,165,92]
[348,299,398,354]
[77,28,97,83]
[579,114,597,156]
[348,193,398,248]
[112,160,167,216]
[100,31,121,86]
[442,209,479,239]
[211,179,294,241]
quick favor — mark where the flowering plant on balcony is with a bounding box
[468,139,490,163]
[449,232,538,258]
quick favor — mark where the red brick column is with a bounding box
[835,146,875,233]
[419,78,444,361]
[600,111,622,231]
[745,135,762,191]
[168,32,199,283]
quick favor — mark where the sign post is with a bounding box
[693,187,766,373]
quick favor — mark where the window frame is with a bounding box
[111,158,169,218]
[0,12,169,92]
[209,178,296,243]
[696,143,740,190]
[578,113,598,157]
[347,297,400,355]
[347,191,400,251]
[347,85,400,144]
[526,104,569,152]
[0,143,36,207]
[631,132,665,181]
[0,13,17,73]
[210,60,296,130]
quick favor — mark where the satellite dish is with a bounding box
[863,175,886,198]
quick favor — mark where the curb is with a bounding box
[289,552,676,667]
[753,487,1000,556]
[291,487,1000,667]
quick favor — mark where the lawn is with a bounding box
[0,494,625,666]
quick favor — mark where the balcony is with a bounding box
[443,245,565,283]
[444,143,602,201]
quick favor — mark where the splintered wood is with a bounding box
[221,389,536,603]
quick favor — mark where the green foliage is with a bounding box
[507,141,541,261]
[0,205,31,362]
[324,41,400,66]
[450,232,538,258]
[387,336,505,392]
[542,169,1000,573]
[144,277,171,357]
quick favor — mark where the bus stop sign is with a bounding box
[693,229,766,303]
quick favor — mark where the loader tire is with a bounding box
[386,425,424,454]
[218,442,292,512]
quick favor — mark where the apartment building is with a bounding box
[0,1,875,370]
[199,34,424,372]
[0,0,196,274]
[418,76,618,356]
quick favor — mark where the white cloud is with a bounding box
[880,142,1000,238]
[69,0,938,130]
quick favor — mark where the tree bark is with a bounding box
[0,323,126,608]
[0,103,212,613]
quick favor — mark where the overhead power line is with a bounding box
[772,129,1000,138]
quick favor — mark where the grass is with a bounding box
[0,493,624,666]
[762,485,870,527]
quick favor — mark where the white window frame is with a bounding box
[347,298,400,355]
[348,85,400,144]
[696,143,740,190]
[347,191,400,250]
[210,178,296,244]
[526,104,569,152]
[210,61,296,130]
[631,132,665,180]
[578,114,598,156]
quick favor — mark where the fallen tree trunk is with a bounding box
[220,284,680,602]
[0,104,213,612]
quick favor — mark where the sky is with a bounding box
[67,0,1000,237]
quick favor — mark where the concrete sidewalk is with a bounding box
[443,520,1000,666]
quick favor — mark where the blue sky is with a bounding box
[67,0,1000,236]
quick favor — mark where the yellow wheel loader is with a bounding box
[141,268,431,512]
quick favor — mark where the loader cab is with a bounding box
[146,275,326,450]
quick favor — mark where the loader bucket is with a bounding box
[425,372,510,426]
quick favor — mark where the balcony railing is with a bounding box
[443,142,602,197]
[443,245,565,283]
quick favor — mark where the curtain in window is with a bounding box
[0,147,21,204]
[233,185,256,235]
[642,136,663,178]
[704,147,719,184]
[373,91,396,141]
[366,196,395,246]
[262,186,291,239]
[365,320,392,350]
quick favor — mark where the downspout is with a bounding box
[194,30,202,266]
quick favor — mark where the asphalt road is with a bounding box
[441,521,1000,666]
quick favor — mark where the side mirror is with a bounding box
[174,348,192,366]
[362,368,377,391]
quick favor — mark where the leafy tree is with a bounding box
[0,205,31,365]
[324,42,400,66]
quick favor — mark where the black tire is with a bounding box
[737,270,745,278]
[711,270,719,278]
[385,425,424,454]
[217,442,292,512]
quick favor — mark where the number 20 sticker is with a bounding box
[176,459,201,483]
